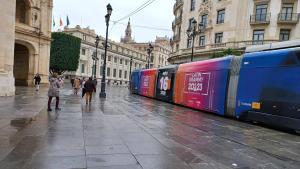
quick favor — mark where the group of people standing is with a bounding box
[35,73,97,111]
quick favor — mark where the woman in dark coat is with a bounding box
[34,73,41,91]
[84,77,96,104]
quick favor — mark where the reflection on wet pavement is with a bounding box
[0,85,299,169]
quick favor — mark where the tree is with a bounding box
[50,32,81,75]
[211,48,242,59]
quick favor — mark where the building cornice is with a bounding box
[15,25,51,42]
[63,28,148,57]
[80,39,147,62]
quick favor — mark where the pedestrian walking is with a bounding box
[84,77,96,104]
[74,78,81,95]
[33,73,41,91]
[81,78,86,98]
[47,73,61,111]
[70,77,75,88]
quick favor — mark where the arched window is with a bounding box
[16,0,30,24]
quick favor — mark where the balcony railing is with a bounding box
[250,13,271,25]
[209,40,279,49]
[278,13,299,24]
[173,0,183,13]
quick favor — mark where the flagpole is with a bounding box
[67,15,70,27]
[59,17,63,31]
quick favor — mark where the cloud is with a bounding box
[53,0,174,42]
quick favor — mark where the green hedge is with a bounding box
[50,32,81,75]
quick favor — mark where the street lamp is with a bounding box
[146,43,154,69]
[92,52,95,77]
[100,3,113,98]
[129,55,133,89]
[93,35,100,79]
[186,19,198,62]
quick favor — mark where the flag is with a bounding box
[52,17,55,27]
[66,15,70,26]
[60,17,63,27]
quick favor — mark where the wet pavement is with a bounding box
[0,84,300,169]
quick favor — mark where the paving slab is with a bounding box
[0,84,299,169]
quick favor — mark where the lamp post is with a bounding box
[92,53,95,77]
[146,43,154,69]
[100,3,113,98]
[93,35,100,79]
[186,19,198,62]
[128,55,133,89]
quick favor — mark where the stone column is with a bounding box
[0,0,16,96]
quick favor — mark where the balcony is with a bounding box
[210,43,226,49]
[278,13,299,24]
[250,13,271,25]
[173,0,183,13]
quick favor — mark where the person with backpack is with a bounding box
[84,77,96,104]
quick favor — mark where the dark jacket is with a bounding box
[34,75,41,84]
[84,80,96,92]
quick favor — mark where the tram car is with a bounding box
[130,70,141,94]
[139,68,157,98]
[130,40,300,131]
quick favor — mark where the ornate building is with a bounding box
[63,26,147,85]
[120,19,135,43]
[127,37,172,68]
[0,0,53,96]
[170,0,300,64]
[120,20,172,68]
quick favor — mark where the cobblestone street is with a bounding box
[0,84,299,169]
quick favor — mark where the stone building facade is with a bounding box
[128,37,172,68]
[170,0,300,64]
[0,0,53,96]
[63,26,147,85]
[120,20,172,68]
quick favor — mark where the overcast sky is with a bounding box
[53,0,174,43]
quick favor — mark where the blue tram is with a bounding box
[130,41,300,131]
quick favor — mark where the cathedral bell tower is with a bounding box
[121,19,134,43]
